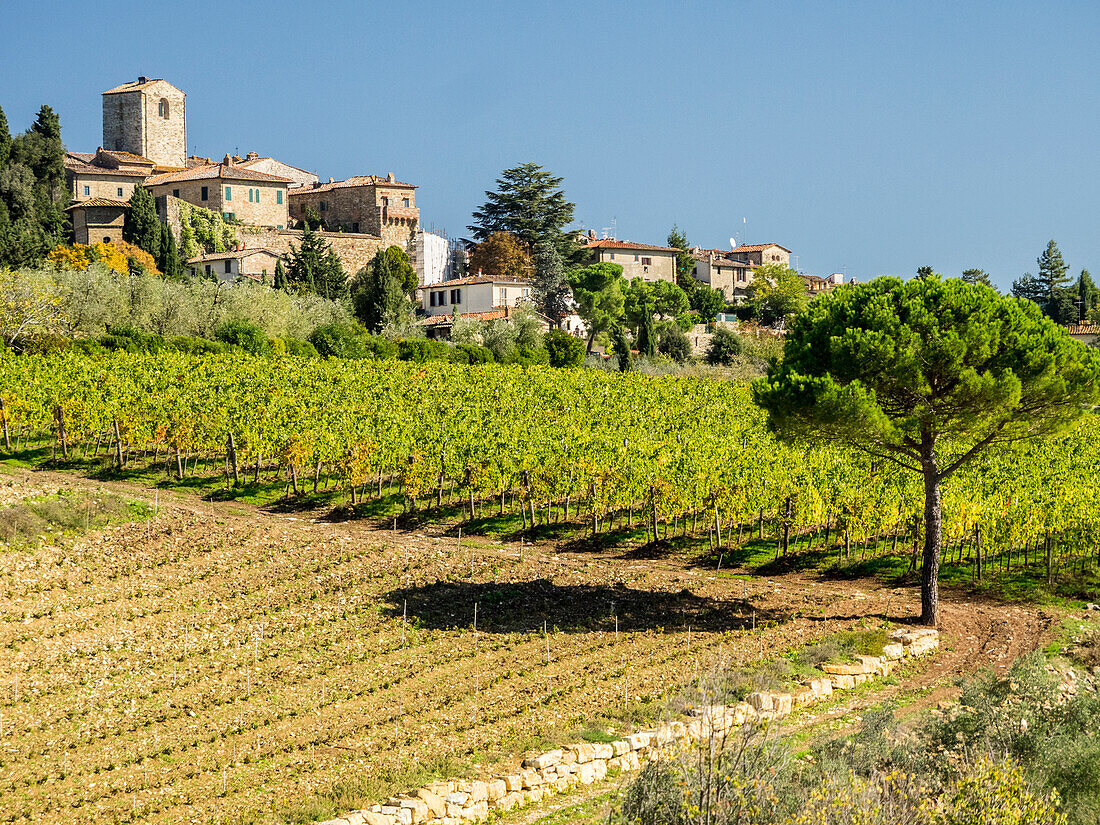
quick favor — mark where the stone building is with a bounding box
[585,238,678,283]
[65,148,154,202]
[187,248,284,284]
[691,249,755,299]
[102,77,187,168]
[145,156,291,227]
[729,243,791,268]
[422,275,533,317]
[65,197,129,245]
[288,173,418,250]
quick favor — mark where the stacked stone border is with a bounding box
[317,628,938,825]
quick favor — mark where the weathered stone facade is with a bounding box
[289,174,418,251]
[65,197,129,245]
[586,239,678,283]
[241,227,388,276]
[102,78,187,168]
[146,157,290,227]
[729,243,791,268]
[691,249,754,299]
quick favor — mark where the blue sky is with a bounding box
[2,1,1097,289]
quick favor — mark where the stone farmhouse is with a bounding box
[584,236,678,283]
[691,249,755,297]
[64,76,419,276]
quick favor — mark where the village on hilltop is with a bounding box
[64,76,850,345]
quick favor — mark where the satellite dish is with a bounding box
[729,237,736,249]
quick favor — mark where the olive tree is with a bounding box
[753,276,1100,625]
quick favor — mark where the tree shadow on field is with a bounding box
[382,579,787,634]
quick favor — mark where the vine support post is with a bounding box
[0,398,9,451]
[227,431,239,486]
[974,525,982,582]
[112,420,124,469]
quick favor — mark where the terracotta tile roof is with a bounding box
[187,248,282,263]
[101,150,154,165]
[65,153,150,176]
[691,248,754,265]
[419,308,513,326]
[1067,324,1100,335]
[103,78,177,95]
[731,243,792,254]
[237,157,316,176]
[427,275,532,287]
[146,163,292,185]
[586,239,679,252]
[64,197,130,211]
[290,174,418,194]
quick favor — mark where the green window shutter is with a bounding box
[225,186,232,201]
[276,190,283,205]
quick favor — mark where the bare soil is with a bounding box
[0,465,1062,825]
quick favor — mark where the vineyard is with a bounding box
[0,352,1096,824]
[2,352,1100,592]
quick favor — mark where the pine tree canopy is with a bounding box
[1036,239,1070,297]
[468,163,576,256]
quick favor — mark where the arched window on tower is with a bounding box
[158,98,169,118]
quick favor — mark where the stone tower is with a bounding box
[102,77,186,167]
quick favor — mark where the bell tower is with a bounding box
[102,77,186,167]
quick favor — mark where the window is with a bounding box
[276,224,283,229]
[103,236,111,243]
[641,257,651,266]
[609,252,615,260]
[429,292,437,307]
[201,186,208,201]
[248,189,253,203]
[450,288,461,304]
[320,200,328,212]
[276,190,283,205]
[173,189,180,198]
[255,189,260,203]
[634,254,639,262]
[83,185,90,196]
[225,260,232,274]
[351,222,359,233]
[381,197,389,207]
[117,187,124,197]
[223,212,235,220]
[204,264,211,275]
[225,186,232,201]
[158,98,169,119]
[402,197,410,208]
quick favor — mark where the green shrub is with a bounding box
[281,338,319,358]
[451,343,494,365]
[170,336,229,355]
[509,345,550,366]
[544,329,585,367]
[309,323,370,358]
[704,326,744,365]
[214,320,270,355]
[397,338,450,362]
[657,323,692,363]
[99,326,166,353]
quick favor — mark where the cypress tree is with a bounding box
[124,185,162,256]
[612,325,631,372]
[274,259,287,290]
[0,105,10,168]
[158,225,182,279]
[637,305,656,357]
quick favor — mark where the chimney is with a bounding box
[329,177,334,183]
[246,151,258,161]
[387,172,395,183]
[222,153,233,166]
[588,229,596,240]
[137,76,148,84]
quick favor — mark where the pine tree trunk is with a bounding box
[920,457,942,626]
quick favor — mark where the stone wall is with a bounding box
[148,177,289,227]
[70,171,143,202]
[240,227,389,276]
[316,628,939,825]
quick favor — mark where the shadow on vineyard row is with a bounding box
[6,435,1098,610]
